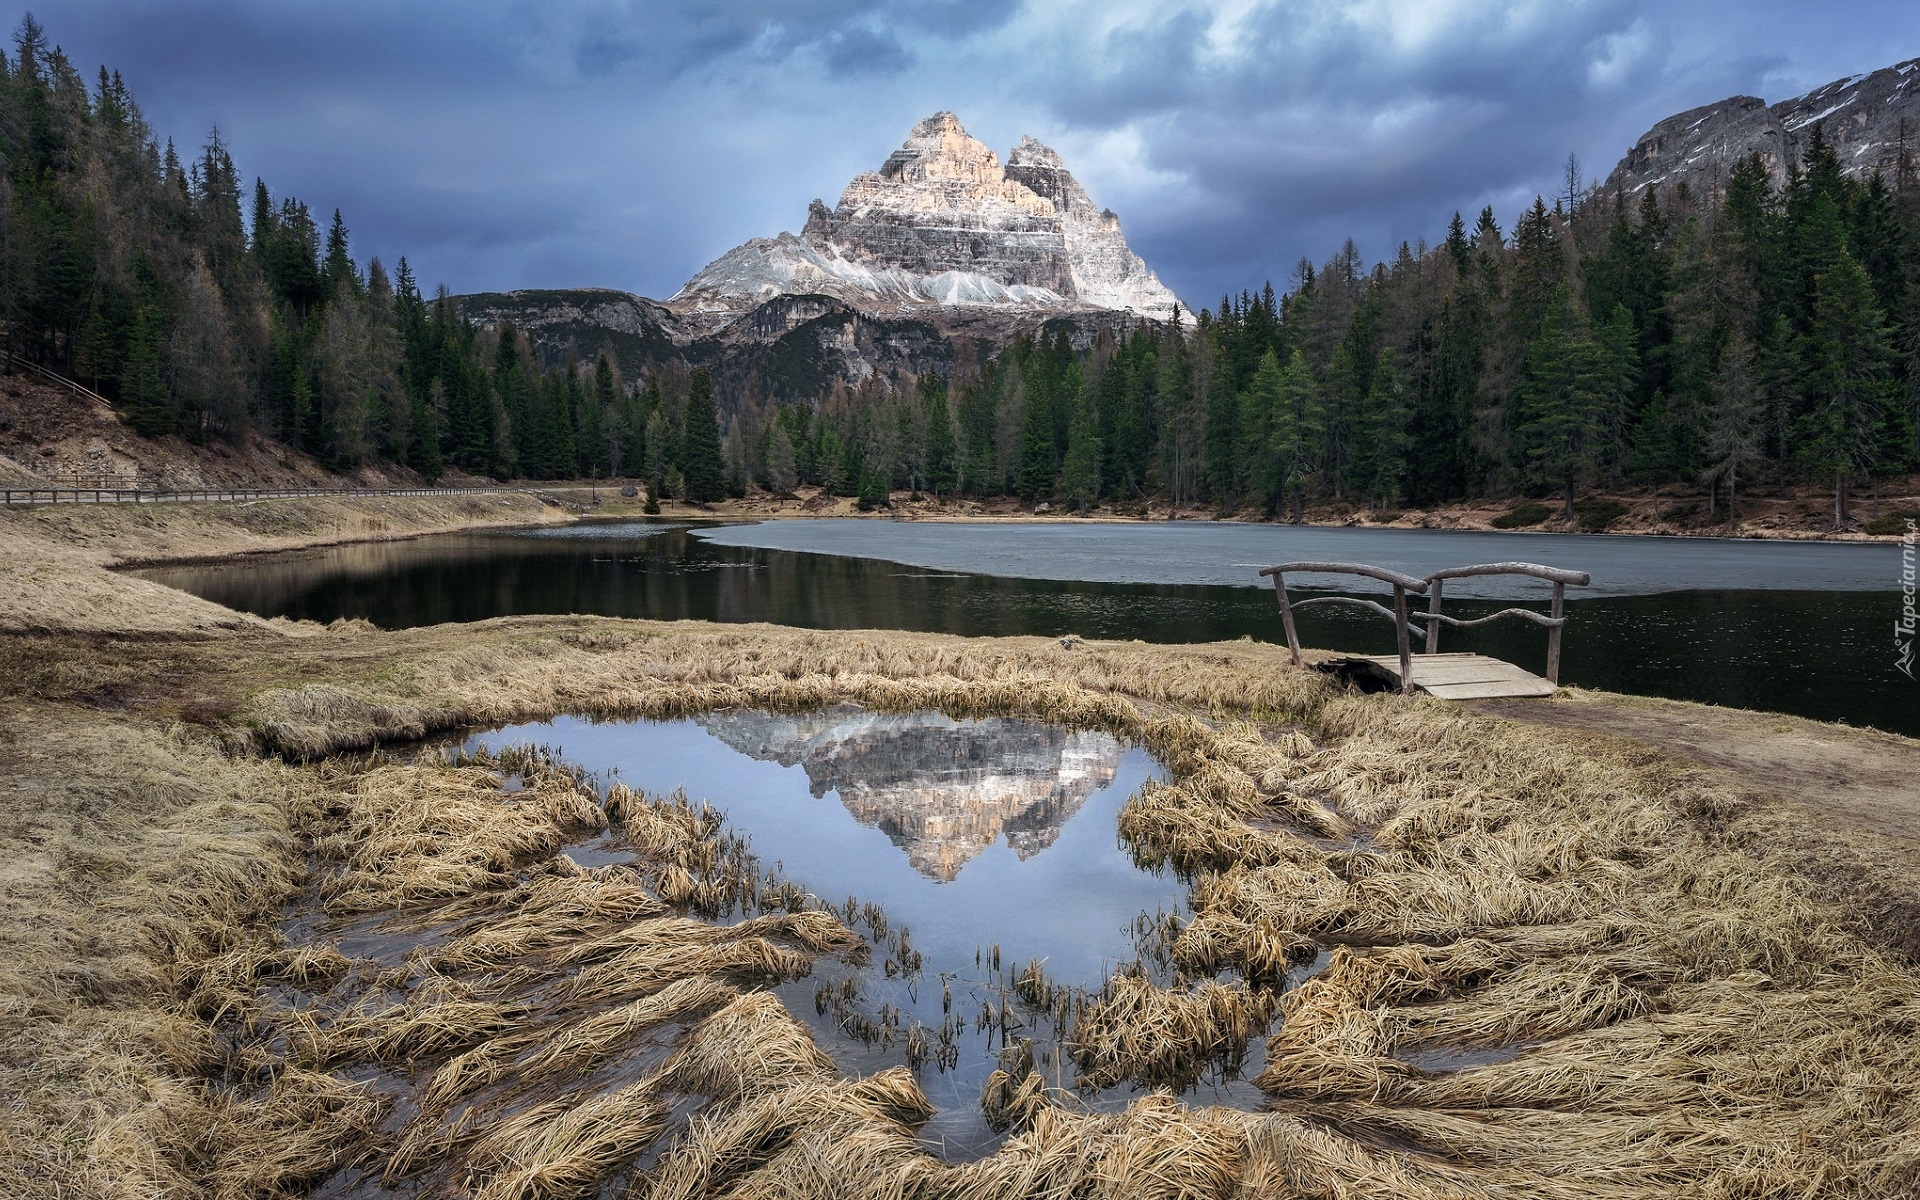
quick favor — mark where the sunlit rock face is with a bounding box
[696,708,1125,881]
[1605,58,1920,204]
[669,112,1186,328]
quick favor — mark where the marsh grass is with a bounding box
[9,591,1920,1197]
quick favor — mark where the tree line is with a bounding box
[0,14,723,490]
[730,131,1917,526]
[6,13,1918,525]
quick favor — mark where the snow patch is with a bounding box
[1785,92,1860,131]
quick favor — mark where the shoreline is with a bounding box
[541,483,1920,546]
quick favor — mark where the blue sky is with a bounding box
[35,2,1918,311]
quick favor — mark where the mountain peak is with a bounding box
[671,113,1185,326]
[879,111,1012,189]
[1007,135,1066,170]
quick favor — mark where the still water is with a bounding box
[464,710,1246,1156]
[141,519,1914,735]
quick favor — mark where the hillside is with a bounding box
[0,371,418,491]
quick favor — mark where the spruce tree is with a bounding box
[923,378,957,498]
[120,304,171,436]
[1241,349,1287,512]
[1798,252,1895,527]
[1631,393,1684,521]
[1273,350,1324,522]
[413,378,445,481]
[679,367,728,503]
[1017,361,1057,500]
[1700,332,1766,519]
[1060,393,1101,513]
[1515,285,1607,515]
[766,423,798,494]
[1355,347,1413,509]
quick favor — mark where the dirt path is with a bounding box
[1469,690,1920,959]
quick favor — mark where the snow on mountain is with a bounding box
[670,112,1187,328]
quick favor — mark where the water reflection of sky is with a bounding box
[692,519,1896,598]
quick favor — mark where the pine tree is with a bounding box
[1273,350,1324,522]
[923,376,957,498]
[1060,392,1100,513]
[679,367,728,503]
[1700,331,1766,519]
[766,422,798,494]
[1354,346,1413,509]
[1798,252,1895,527]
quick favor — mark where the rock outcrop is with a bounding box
[670,112,1186,329]
[1605,58,1920,202]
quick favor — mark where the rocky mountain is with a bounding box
[670,113,1184,330]
[456,112,1184,394]
[696,708,1125,882]
[1605,58,1920,201]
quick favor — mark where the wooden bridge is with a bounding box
[1257,560,1591,700]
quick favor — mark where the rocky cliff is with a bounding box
[669,112,1186,331]
[1605,58,1920,202]
[696,708,1126,882]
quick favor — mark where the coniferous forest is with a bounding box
[5,14,1918,523]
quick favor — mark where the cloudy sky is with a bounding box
[36,1,1918,310]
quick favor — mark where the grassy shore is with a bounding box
[3,494,1917,1198]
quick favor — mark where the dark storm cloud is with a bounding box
[26,2,1917,308]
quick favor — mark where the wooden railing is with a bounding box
[1260,562,1430,693]
[1259,560,1591,693]
[1420,562,1591,685]
[3,351,114,407]
[0,485,511,506]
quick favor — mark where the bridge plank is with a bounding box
[1349,652,1560,700]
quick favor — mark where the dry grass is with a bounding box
[1071,971,1277,1090]
[5,493,1920,1197]
[0,701,310,1199]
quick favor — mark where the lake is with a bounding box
[139,518,1914,735]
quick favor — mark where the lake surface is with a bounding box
[141,519,1916,735]
[464,710,1240,1156]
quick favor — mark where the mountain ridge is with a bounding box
[1604,58,1920,200]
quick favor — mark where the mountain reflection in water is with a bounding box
[697,709,1124,881]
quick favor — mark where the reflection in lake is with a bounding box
[462,710,1258,1157]
[697,709,1123,880]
